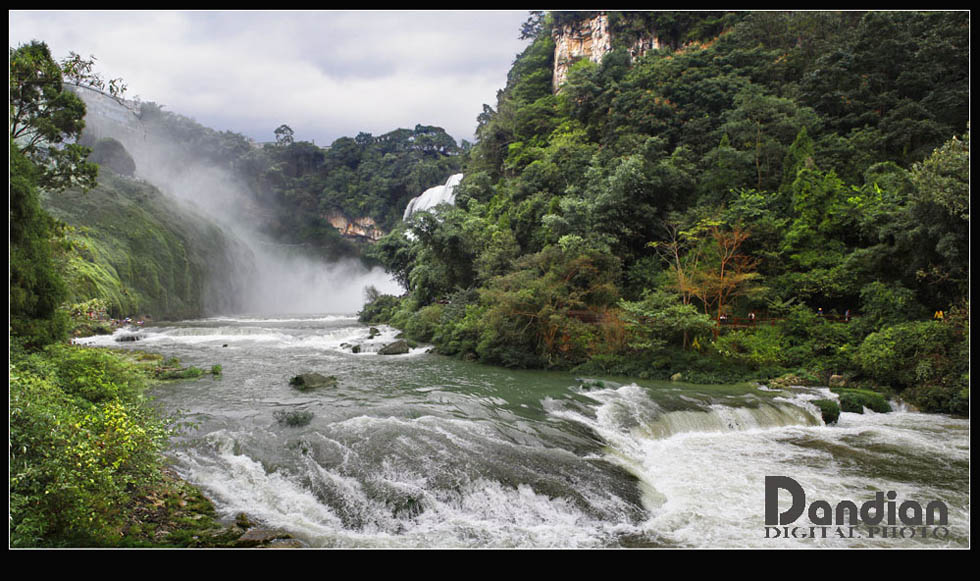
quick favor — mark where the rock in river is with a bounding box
[288,372,338,391]
[378,340,410,355]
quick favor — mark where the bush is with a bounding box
[714,326,789,369]
[902,383,969,417]
[358,292,402,324]
[9,347,171,546]
[811,399,841,424]
[853,321,962,391]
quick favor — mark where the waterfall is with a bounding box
[403,173,464,221]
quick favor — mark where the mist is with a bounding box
[77,87,403,316]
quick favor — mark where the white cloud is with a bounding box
[9,9,531,144]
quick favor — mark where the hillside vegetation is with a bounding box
[360,11,969,415]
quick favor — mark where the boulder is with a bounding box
[288,372,338,391]
[235,527,294,548]
[829,374,846,387]
[115,333,143,342]
[378,340,410,355]
[670,372,683,382]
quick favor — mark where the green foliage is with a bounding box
[811,399,841,424]
[618,289,713,354]
[372,12,969,410]
[713,325,790,370]
[43,169,248,319]
[9,345,172,546]
[853,320,966,408]
[357,289,403,325]
[9,141,71,348]
[832,388,892,414]
[9,41,98,191]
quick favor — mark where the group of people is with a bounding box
[717,306,946,324]
[817,307,852,322]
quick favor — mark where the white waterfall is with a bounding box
[403,173,464,221]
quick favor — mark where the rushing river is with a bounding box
[78,314,970,548]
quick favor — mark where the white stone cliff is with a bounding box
[552,12,661,92]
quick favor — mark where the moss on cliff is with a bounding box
[42,170,250,319]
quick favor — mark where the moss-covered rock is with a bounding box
[42,170,251,320]
[811,399,841,424]
[378,340,410,355]
[288,372,338,391]
[832,388,892,414]
[273,410,314,427]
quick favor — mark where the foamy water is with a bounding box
[83,315,970,548]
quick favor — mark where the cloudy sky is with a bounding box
[9,10,533,146]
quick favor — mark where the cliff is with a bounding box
[551,12,661,91]
[325,211,385,242]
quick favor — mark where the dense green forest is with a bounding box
[360,11,970,416]
[128,103,464,251]
[6,10,970,546]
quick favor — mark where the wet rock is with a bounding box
[115,333,143,342]
[235,512,255,529]
[378,340,410,355]
[267,538,306,548]
[289,372,338,391]
[273,410,314,427]
[235,527,294,548]
[351,344,361,353]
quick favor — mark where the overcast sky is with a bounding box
[9,10,533,146]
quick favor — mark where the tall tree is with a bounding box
[9,41,98,191]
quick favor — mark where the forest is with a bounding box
[360,11,970,416]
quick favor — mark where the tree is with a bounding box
[9,41,97,191]
[274,123,294,146]
[9,141,71,347]
[693,223,763,322]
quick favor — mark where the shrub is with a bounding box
[853,320,960,390]
[9,347,171,546]
[714,326,789,370]
[811,399,841,424]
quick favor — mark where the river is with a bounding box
[77,313,970,548]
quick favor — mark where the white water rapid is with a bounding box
[78,316,971,548]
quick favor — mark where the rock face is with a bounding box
[324,211,385,242]
[378,340,410,355]
[552,12,661,91]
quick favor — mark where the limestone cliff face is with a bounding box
[551,12,661,91]
[325,211,384,242]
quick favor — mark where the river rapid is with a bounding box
[78,314,970,548]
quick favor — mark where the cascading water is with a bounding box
[78,314,971,548]
[73,88,402,316]
[403,173,464,220]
